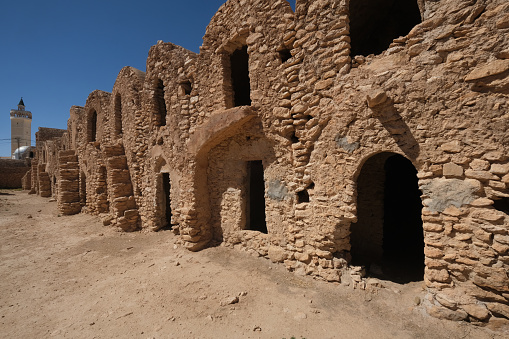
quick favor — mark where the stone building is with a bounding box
[27,0,509,327]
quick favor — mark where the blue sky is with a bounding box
[0,0,296,157]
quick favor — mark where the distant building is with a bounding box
[10,98,32,158]
[12,145,35,160]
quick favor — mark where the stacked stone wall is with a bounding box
[24,0,509,328]
[57,150,81,215]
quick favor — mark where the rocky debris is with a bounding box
[220,296,239,307]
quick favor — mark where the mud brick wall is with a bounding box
[0,159,30,189]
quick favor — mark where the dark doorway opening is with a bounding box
[155,79,167,126]
[98,166,109,213]
[351,153,424,283]
[80,171,87,206]
[230,46,251,107]
[162,172,172,229]
[53,176,57,196]
[246,160,267,233]
[349,0,421,57]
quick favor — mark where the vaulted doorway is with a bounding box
[350,152,424,283]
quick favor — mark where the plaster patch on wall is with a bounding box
[335,135,360,153]
[268,179,289,201]
[421,178,477,213]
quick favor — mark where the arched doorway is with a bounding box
[350,152,424,283]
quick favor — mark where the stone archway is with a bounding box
[350,152,424,283]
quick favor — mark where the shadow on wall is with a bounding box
[370,100,420,161]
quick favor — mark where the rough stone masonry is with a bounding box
[22,0,509,328]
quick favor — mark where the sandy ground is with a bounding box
[0,190,506,339]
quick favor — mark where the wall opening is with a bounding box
[114,93,123,136]
[493,197,509,215]
[161,172,172,229]
[52,176,57,196]
[246,160,267,233]
[88,111,97,142]
[155,79,167,126]
[349,0,421,57]
[279,48,292,63]
[230,46,251,107]
[351,152,424,283]
[297,190,310,203]
[290,132,299,144]
[80,171,87,206]
[29,151,34,158]
[180,80,192,96]
[98,166,109,213]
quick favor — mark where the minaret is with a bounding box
[10,98,32,157]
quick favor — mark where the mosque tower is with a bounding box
[10,98,32,157]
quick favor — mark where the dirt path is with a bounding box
[0,190,505,338]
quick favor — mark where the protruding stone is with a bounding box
[366,89,388,108]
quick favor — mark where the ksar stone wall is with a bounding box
[0,159,30,189]
[27,0,509,328]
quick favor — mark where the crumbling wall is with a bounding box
[32,127,67,197]
[77,91,111,215]
[21,167,31,190]
[0,159,30,189]
[110,67,146,206]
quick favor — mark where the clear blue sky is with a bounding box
[0,0,295,157]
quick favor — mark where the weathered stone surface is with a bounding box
[486,302,509,319]
[464,59,509,82]
[421,179,478,213]
[443,163,463,178]
[462,304,490,321]
[366,89,388,108]
[490,164,509,175]
[440,141,462,153]
[465,169,499,181]
[470,209,506,223]
[426,268,451,283]
[268,246,287,263]
[428,306,468,321]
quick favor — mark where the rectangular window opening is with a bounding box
[230,46,251,107]
[246,160,267,233]
[155,79,167,126]
[114,94,123,135]
[89,111,97,142]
